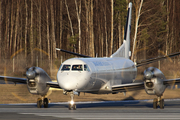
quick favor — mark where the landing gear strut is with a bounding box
[37,97,49,108]
[153,96,164,109]
[68,91,76,110]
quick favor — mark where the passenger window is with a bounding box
[84,65,90,71]
[72,65,83,71]
[61,65,71,71]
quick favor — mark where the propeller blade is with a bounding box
[150,67,155,72]
[26,67,29,71]
[32,66,36,71]
[144,67,166,81]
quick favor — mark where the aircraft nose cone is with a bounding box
[61,81,77,90]
[58,74,78,90]
[57,71,91,91]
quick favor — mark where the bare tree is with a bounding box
[104,0,108,57]
[131,0,143,61]
[85,0,90,55]
[65,0,75,52]
[0,0,2,60]
[45,0,51,75]
[90,0,94,57]
[0,0,179,77]
[170,0,175,53]
[59,0,63,50]
[19,1,23,51]
[50,0,57,59]
[14,0,20,55]
[24,0,28,59]
[5,0,10,59]
[75,0,81,54]
[38,0,42,61]
[110,0,113,56]
[10,1,15,55]
[30,0,34,63]
[166,0,169,55]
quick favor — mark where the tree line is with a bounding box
[0,0,179,76]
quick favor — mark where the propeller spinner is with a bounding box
[26,67,38,79]
[144,67,157,80]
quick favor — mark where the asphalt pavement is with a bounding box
[0,99,180,120]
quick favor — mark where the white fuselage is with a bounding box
[57,57,137,94]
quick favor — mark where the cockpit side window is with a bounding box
[59,64,62,70]
[61,65,71,71]
[84,64,90,71]
[72,65,83,71]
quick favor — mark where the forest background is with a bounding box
[0,0,180,78]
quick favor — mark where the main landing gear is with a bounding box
[68,91,76,110]
[153,96,164,109]
[37,96,49,108]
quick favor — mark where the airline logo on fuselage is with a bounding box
[92,61,110,66]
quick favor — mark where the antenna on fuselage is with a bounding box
[96,53,98,58]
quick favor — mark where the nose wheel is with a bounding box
[153,96,164,109]
[37,97,49,108]
[69,103,76,110]
[37,98,42,108]
[68,91,76,110]
[44,98,49,108]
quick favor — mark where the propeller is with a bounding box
[143,67,166,81]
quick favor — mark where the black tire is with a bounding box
[160,99,164,109]
[68,104,71,110]
[153,98,157,109]
[73,104,76,110]
[44,98,49,108]
[37,98,42,108]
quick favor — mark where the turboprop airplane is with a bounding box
[1,2,180,110]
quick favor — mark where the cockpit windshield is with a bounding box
[61,64,90,71]
[84,64,90,71]
[72,65,83,71]
[61,65,71,71]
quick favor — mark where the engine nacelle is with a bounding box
[144,78,166,96]
[144,67,166,96]
[26,67,51,96]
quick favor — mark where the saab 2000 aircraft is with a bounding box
[1,2,180,110]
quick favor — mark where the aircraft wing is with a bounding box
[136,52,180,67]
[46,81,61,89]
[111,82,144,92]
[163,78,180,86]
[111,78,180,92]
[0,76,61,88]
[0,76,27,84]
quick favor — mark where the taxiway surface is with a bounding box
[0,99,180,120]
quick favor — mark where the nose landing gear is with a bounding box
[37,96,49,108]
[153,96,164,109]
[68,91,76,110]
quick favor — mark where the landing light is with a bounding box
[70,100,74,105]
